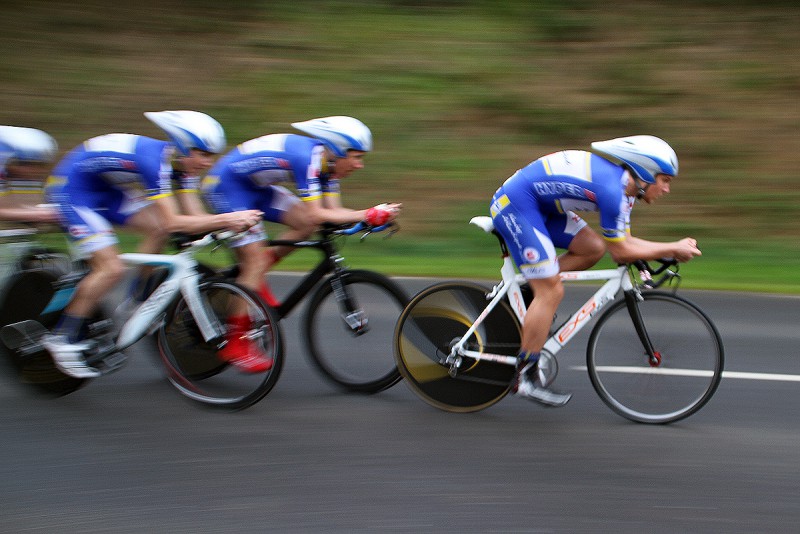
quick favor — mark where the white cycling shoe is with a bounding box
[514,361,571,407]
[42,334,102,379]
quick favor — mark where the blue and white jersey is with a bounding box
[46,133,176,204]
[0,144,45,198]
[491,150,634,242]
[202,133,339,202]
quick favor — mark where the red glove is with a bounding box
[365,203,394,226]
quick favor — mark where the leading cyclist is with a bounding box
[0,126,60,224]
[43,111,263,378]
[489,136,701,406]
[202,116,401,371]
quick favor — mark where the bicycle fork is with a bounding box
[329,270,368,336]
[623,290,661,367]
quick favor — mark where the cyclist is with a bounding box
[202,116,401,370]
[0,126,60,224]
[489,135,701,407]
[42,110,263,378]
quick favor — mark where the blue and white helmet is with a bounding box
[0,126,58,163]
[291,116,372,158]
[144,110,226,155]
[591,135,678,184]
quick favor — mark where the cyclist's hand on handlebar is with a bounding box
[674,237,701,262]
[365,203,402,226]
[224,209,263,233]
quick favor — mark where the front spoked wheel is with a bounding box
[587,291,724,424]
[394,282,520,412]
[303,270,408,393]
[158,280,283,410]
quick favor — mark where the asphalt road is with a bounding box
[1,275,799,533]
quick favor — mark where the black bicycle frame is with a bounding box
[265,235,352,320]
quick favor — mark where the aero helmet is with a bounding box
[291,116,372,158]
[0,126,58,163]
[591,135,678,184]
[144,110,226,155]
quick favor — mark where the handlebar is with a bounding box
[0,228,39,239]
[325,221,398,240]
[170,229,250,251]
[632,258,680,289]
[170,221,398,252]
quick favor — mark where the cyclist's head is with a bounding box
[144,110,226,156]
[291,116,372,158]
[0,126,58,164]
[591,135,678,184]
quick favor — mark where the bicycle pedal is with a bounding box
[98,352,127,374]
[1,320,48,354]
[87,318,115,337]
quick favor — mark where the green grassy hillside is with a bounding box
[3,1,798,292]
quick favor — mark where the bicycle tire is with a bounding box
[586,291,724,424]
[0,259,88,396]
[157,280,283,410]
[394,281,520,412]
[303,269,408,393]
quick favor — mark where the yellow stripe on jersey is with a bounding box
[45,175,66,188]
[542,158,553,176]
[201,175,219,189]
[583,151,593,182]
[490,194,510,217]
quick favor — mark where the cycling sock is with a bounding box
[227,314,251,333]
[258,282,280,308]
[54,313,88,343]
[518,351,540,365]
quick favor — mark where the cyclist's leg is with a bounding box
[246,186,308,305]
[264,185,311,266]
[548,212,605,272]
[53,206,125,338]
[491,193,570,406]
[125,203,170,254]
[121,204,171,302]
[45,208,125,378]
[492,198,562,356]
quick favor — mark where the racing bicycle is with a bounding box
[393,216,724,424]
[0,229,282,410]
[160,221,408,394]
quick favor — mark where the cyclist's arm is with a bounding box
[302,197,366,226]
[0,205,59,224]
[303,197,402,226]
[151,195,261,234]
[606,235,701,264]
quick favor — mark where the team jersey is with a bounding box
[0,171,45,198]
[203,134,339,201]
[46,134,176,203]
[0,151,46,199]
[492,150,634,241]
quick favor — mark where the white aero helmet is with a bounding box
[0,126,58,163]
[291,116,372,158]
[591,135,678,184]
[144,110,226,155]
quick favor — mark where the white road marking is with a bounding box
[571,366,800,382]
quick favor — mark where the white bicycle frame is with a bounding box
[448,217,638,368]
[41,233,227,353]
